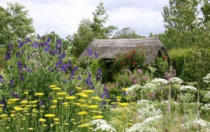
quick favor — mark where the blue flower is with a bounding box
[87,47,93,56]
[94,52,98,59]
[0,75,3,83]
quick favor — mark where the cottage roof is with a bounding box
[79,37,166,64]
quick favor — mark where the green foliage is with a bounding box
[0,2,34,46]
[169,48,210,89]
[111,50,146,73]
[161,0,200,49]
[151,56,169,78]
[71,2,117,57]
[113,27,145,39]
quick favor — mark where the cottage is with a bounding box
[79,37,169,65]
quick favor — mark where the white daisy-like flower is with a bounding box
[91,119,116,132]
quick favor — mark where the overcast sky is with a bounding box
[0,0,169,38]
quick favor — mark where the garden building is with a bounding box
[79,37,169,65]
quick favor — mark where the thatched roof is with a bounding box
[79,37,167,64]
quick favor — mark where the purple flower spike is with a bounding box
[94,52,98,59]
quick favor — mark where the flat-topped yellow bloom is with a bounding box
[39,118,46,122]
[57,97,63,100]
[83,90,94,93]
[20,100,28,105]
[76,87,82,90]
[77,111,87,115]
[51,87,61,91]
[118,103,129,107]
[0,114,7,118]
[79,124,91,127]
[52,100,57,104]
[29,100,38,104]
[53,118,59,122]
[8,98,19,102]
[91,96,102,101]
[87,105,98,109]
[65,96,76,100]
[92,115,103,119]
[35,93,44,96]
[122,88,129,91]
[78,99,86,102]
[79,104,87,107]
[73,103,81,106]
[44,114,55,118]
[26,105,33,108]
[10,114,15,117]
[50,105,57,109]
[14,106,23,111]
[116,96,122,99]
[24,91,29,95]
[57,92,67,96]
[50,84,57,87]
[105,99,111,102]
[62,102,68,105]
[0,104,4,107]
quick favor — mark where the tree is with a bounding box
[161,0,200,49]
[72,2,117,57]
[0,2,35,46]
[113,27,145,39]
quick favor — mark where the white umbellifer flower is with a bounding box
[143,115,163,123]
[138,103,162,120]
[180,85,197,91]
[91,119,116,132]
[201,104,210,111]
[151,78,168,85]
[137,99,150,105]
[126,84,141,97]
[203,73,210,84]
[142,83,157,90]
[169,77,183,84]
[181,118,208,129]
[204,92,210,100]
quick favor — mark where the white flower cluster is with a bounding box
[180,85,197,91]
[126,84,141,97]
[169,77,183,84]
[91,119,116,132]
[161,100,179,106]
[138,103,162,120]
[151,78,168,85]
[204,92,210,100]
[201,104,210,111]
[142,83,157,90]
[137,99,150,105]
[126,115,163,132]
[203,73,210,84]
[181,118,208,129]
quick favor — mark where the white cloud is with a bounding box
[0,0,168,38]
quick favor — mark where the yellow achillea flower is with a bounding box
[35,93,44,96]
[20,100,28,105]
[8,98,19,102]
[92,115,103,119]
[116,96,122,99]
[79,104,87,107]
[105,99,111,102]
[77,111,87,115]
[118,103,129,107]
[39,118,46,122]
[14,106,23,111]
[52,100,57,104]
[62,102,68,105]
[24,91,29,95]
[51,87,61,91]
[78,99,86,102]
[57,97,63,100]
[64,123,69,126]
[122,88,129,91]
[28,128,33,131]
[53,118,59,122]
[50,105,57,109]
[57,92,67,96]
[43,124,47,127]
[79,124,91,127]
[44,114,55,118]
[29,100,38,104]
[55,122,60,125]
[83,90,94,93]
[87,105,98,109]
[76,87,82,90]
[71,118,75,121]
[10,114,15,117]
[65,96,76,100]
[50,85,57,87]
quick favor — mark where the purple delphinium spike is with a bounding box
[94,52,98,59]
[19,74,25,82]
[96,68,103,81]
[10,79,14,87]
[87,47,93,56]
[40,100,44,106]
[17,61,22,70]
[77,76,81,80]
[8,44,13,51]
[0,75,3,83]
[55,59,62,68]
[28,69,32,73]
[5,51,11,61]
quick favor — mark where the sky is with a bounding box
[0,0,169,38]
